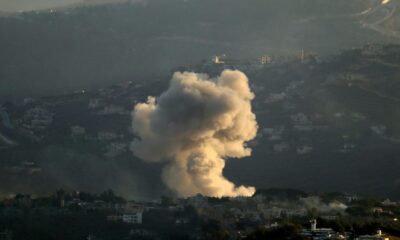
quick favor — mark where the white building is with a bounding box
[70,126,86,136]
[21,107,53,130]
[122,212,143,224]
[258,55,271,65]
[264,93,286,103]
[98,105,127,115]
[212,54,226,64]
[371,125,387,136]
[88,98,102,109]
[356,230,389,240]
[97,131,119,141]
[262,126,285,141]
[302,219,346,239]
[356,236,388,240]
[104,142,127,157]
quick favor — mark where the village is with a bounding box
[0,188,399,240]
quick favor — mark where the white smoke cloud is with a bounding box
[300,196,347,213]
[130,70,258,198]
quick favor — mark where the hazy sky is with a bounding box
[0,0,84,12]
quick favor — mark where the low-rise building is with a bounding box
[356,230,389,240]
[122,211,143,224]
[97,131,119,141]
[20,107,53,131]
[70,126,86,136]
[302,219,346,239]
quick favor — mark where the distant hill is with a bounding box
[0,43,400,200]
[0,0,399,101]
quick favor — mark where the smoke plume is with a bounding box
[130,70,258,197]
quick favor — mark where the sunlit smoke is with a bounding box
[382,0,391,4]
[130,70,258,197]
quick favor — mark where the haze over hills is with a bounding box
[2,2,400,239]
[0,0,400,101]
[0,0,131,12]
[1,44,400,200]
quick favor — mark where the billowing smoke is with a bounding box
[130,70,258,197]
[300,196,348,213]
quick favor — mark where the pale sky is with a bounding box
[0,0,84,12]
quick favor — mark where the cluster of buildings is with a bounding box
[211,50,318,67]
[356,230,389,240]
[7,161,42,175]
[300,219,390,240]
[0,190,399,240]
[301,219,346,239]
[10,105,55,142]
[18,106,53,131]
[107,202,144,224]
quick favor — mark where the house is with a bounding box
[122,211,143,224]
[301,219,346,239]
[98,105,127,115]
[382,199,397,206]
[264,92,286,103]
[356,230,389,240]
[262,126,285,141]
[88,98,102,109]
[70,126,86,136]
[104,142,127,157]
[291,113,309,125]
[371,125,386,136]
[21,107,53,131]
[356,236,388,240]
[97,131,119,141]
[212,54,226,64]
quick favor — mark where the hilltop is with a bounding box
[0,0,399,100]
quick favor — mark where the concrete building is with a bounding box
[264,92,286,103]
[88,98,102,109]
[70,126,86,136]
[20,106,53,131]
[301,219,346,240]
[122,212,143,224]
[258,55,272,65]
[356,230,389,240]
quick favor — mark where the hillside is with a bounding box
[0,0,399,100]
[0,44,399,200]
